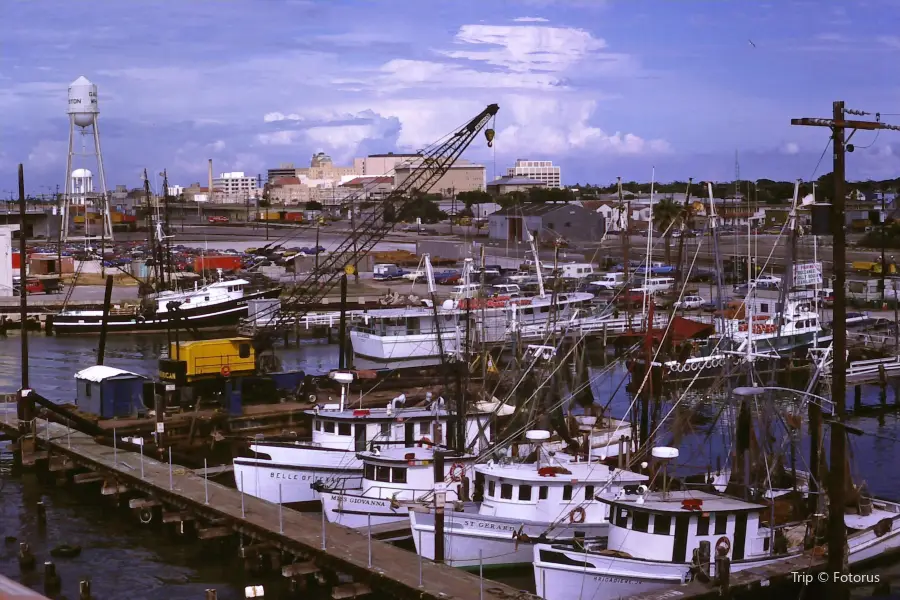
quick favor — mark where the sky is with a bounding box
[3,0,900,197]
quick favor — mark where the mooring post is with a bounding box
[241,472,246,518]
[367,513,372,568]
[205,590,217,600]
[36,501,46,525]
[204,458,209,504]
[140,440,144,479]
[418,530,423,587]
[168,446,173,490]
[79,579,91,600]
[278,484,283,534]
[321,508,326,550]
[66,419,70,449]
[479,549,484,600]
[113,427,117,465]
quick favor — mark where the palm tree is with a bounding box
[652,197,683,264]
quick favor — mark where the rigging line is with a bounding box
[809,137,832,182]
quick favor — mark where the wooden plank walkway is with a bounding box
[0,574,52,599]
[0,409,537,600]
[628,553,825,600]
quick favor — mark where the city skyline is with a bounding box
[3,0,900,195]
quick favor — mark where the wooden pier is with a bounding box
[0,405,537,600]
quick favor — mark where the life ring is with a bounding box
[449,463,465,482]
[139,508,153,524]
[220,365,231,377]
[417,437,433,447]
[716,536,731,556]
[569,507,586,524]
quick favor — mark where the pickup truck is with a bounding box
[373,264,408,281]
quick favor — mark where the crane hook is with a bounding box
[485,128,495,148]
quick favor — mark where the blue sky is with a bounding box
[3,0,900,196]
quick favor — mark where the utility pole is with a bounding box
[791,103,900,600]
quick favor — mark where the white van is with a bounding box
[555,262,595,279]
[589,272,625,291]
[451,283,482,298]
[633,277,675,295]
[491,283,521,297]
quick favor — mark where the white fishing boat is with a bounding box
[320,446,479,533]
[233,372,492,507]
[409,430,648,568]
[533,466,900,599]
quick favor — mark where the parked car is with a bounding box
[674,295,705,310]
[700,298,733,312]
[403,269,425,282]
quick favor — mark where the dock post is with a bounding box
[204,458,209,504]
[205,590,217,600]
[113,427,117,465]
[241,472,245,517]
[36,501,46,525]
[698,540,711,581]
[854,385,862,411]
[479,549,484,600]
[79,580,91,599]
[321,508,326,550]
[44,561,60,594]
[367,513,372,568]
[168,446,173,490]
[715,555,730,595]
[278,484,283,534]
[433,450,446,563]
[418,530,423,587]
[140,440,144,479]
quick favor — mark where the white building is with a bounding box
[506,159,561,189]
[0,226,14,296]
[211,172,258,203]
[353,153,420,177]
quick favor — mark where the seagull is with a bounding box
[748,39,756,48]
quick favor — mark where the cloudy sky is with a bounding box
[3,0,900,196]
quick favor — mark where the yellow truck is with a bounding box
[852,261,897,275]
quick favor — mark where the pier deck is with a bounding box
[0,406,537,600]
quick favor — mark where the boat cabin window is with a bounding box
[563,485,572,501]
[393,467,407,484]
[419,422,430,436]
[324,421,335,434]
[760,303,770,313]
[697,514,710,536]
[338,423,351,436]
[376,466,391,482]
[614,507,629,527]
[501,483,513,499]
[539,486,548,500]
[239,343,251,359]
[632,511,650,533]
[488,480,496,497]
[365,463,375,480]
[654,514,671,535]
[715,514,727,535]
[584,485,594,500]
[519,485,532,501]
[380,422,390,436]
[315,420,321,431]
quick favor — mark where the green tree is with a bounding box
[305,200,323,211]
[652,198,683,264]
[457,190,494,207]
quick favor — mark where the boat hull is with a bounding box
[410,509,609,568]
[52,288,281,335]
[322,492,479,531]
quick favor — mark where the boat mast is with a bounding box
[774,181,801,339]
[142,169,159,292]
[618,177,631,327]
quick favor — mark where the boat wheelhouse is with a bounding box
[234,394,492,508]
[533,486,900,600]
[409,431,648,568]
[320,446,479,532]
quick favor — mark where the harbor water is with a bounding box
[2,334,900,597]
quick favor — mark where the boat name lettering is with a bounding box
[461,519,517,532]
[591,576,635,584]
[270,472,314,481]
[342,497,386,506]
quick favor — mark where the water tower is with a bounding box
[63,76,113,241]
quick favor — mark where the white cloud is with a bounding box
[27,140,66,169]
[374,59,563,91]
[781,142,800,155]
[442,24,610,73]
[257,131,300,146]
[814,33,848,43]
[514,17,549,22]
[877,35,900,49]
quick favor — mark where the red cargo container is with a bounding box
[285,212,303,222]
[12,252,21,269]
[193,255,242,273]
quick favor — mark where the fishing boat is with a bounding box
[533,484,900,600]
[233,372,493,508]
[52,277,281,334]
[409,430,648,568]
[320,445,479,533]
